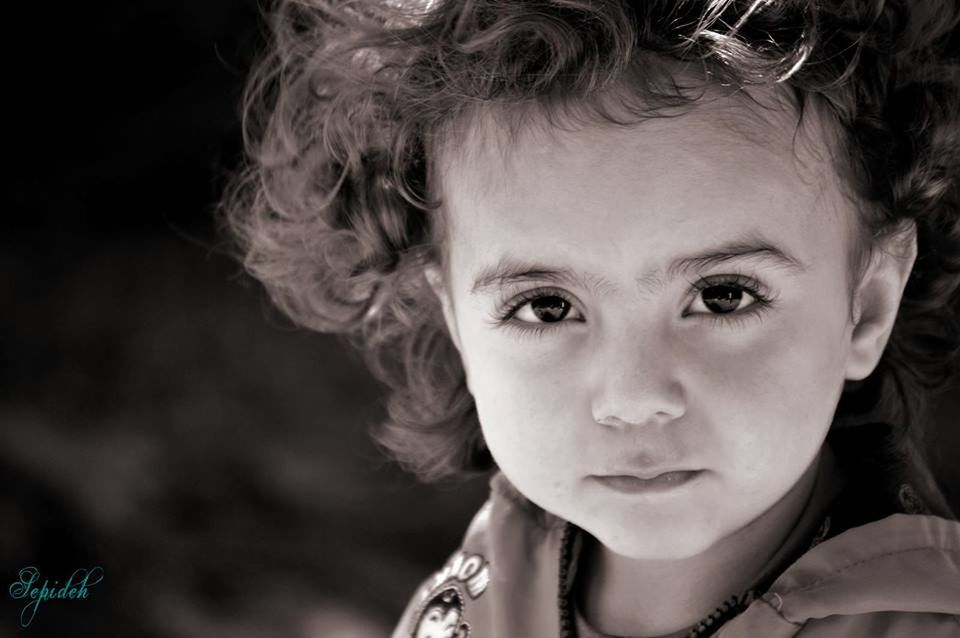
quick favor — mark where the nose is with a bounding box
[590,325,687,428]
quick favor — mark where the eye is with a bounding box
[514,294,574,323]
[686,274,773,319]
[496,287,585,331]
[691,283,756,314]
[491,287,586,336]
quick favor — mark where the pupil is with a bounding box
[531,296,569,322]
[702,285,742,313]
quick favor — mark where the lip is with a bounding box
[592,470,703,495]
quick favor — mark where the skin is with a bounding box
[426,90,916,637]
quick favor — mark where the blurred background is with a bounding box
[0,2,489,636]
[0,2,958,637]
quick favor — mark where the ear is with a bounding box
[425,264,463,354]
[844,221,918,381]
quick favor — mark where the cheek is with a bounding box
[705,268,851,402]
[700,301,849,481]
[460,330,581,472]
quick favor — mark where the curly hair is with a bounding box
[222,0,960,514]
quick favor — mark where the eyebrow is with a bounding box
[470,234,807,296]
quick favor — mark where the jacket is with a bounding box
[390,438,960,637]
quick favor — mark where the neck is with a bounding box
[575,452,822,638]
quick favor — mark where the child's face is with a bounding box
[432,94,863,560]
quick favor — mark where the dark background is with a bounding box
[1,3,957,637]
[1,3,489,636]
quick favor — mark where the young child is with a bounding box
[223,0,960,635]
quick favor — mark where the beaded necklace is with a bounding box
[558,514,835,638]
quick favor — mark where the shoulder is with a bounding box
[771,513,960,597]
[390,472,554,638]
[792,611,960,636]
[734,514,960,637]
[389,496,494,638]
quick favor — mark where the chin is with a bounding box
[593,520,718,560]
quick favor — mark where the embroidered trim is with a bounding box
[421,550,490,601]
[411,585,471,638]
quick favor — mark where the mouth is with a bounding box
[591,470,703,495]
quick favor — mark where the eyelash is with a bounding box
[493,286,579,339]
[492,274,775,336]
[686,273,774,329]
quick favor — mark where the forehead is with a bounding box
[434,86,852,258]
[442,83,826,190]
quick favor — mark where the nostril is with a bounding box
[591,371,687,426]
